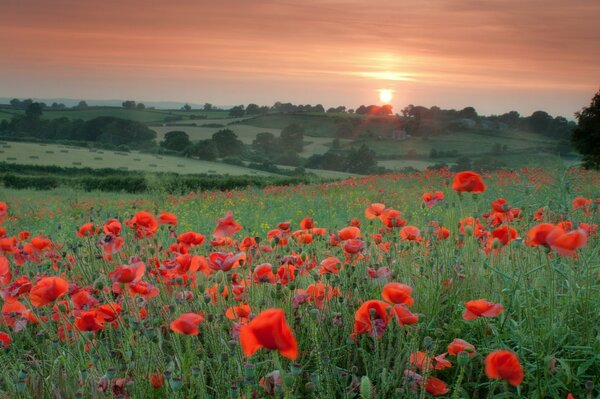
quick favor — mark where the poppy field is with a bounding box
[0,168,598,398]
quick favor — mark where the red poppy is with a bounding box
[365,203,386,219]
[338,226,361,241]
[422,191,445,207]
[381,283,414,306]
[103,219,122,236]
[425,377,449,396]
[463,299,504,320]
[352,300,391,338]
[126,211,159,238]
[391,304,419,326]
[95,303,122,323]
[77,223,99,238]
[170,312,205,336]
[109,259,146,284]
[0,331,11,347]
[484,350,524,386]
[526,223,555,247]
[319,256,342,276]
[225,302,252,323]
[158,211,178,225]
[149,371,164,389]
[129,281,160,298]
[239,308,298,360]
[214,211,242,238]
[177,231,205,247]
[436,227,451,239]
[400,226,422,242]
[253,264,276,284]
[452,171,486,193]
[546,227,588,257]
[0,256,12,286]
[208,252,246,272]
[447,338,476,356]
[75,310,104,331]
[299,217,314,229]
[29,276,69,307]
[380,209,406,228]
[0,202,7,222]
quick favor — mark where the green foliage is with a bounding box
[160,130,191,151]
[183,139,218,161]
[211,129,245,157]
[572,89,600,169]
[280,123,304,152]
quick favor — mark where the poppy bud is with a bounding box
[585,381,594,392]
[17,370,28,379]
[106,368,116,379]
[360,376,373,399]
[191,367,201,377]
[305,381,316,391]
[457,351,470,366]
[423,336,434,349]
[290,363,303,376]
[93,279,105,291]
[169,377,183,390]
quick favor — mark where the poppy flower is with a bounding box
[253,264,276,284]
[365,203,386,219]
[436,227,451,239]
[463,299,504,320]
[29,276,69,307]
[158,212,178,225]
[225,302,252,323]
[74,310,104,332]
[338,226,361,241]
[214,211,242,238]
[71,290,99,310]
[30,237,53,253]
[425,377,449,396]
[125,211,159,238]
[572,197,592,214]
[305,282,341,309]
[0,201,7,221]
[381,283,414,306]
[109,259,146,284]
[77,223,99,238]
[319,257,342,276]
[239,308,298,360]
[400,226,422,242]
[422,191,445,207]
[103,219,122,236]
[0,331,11,347]
[177,231,205,247]
[299,217,314,229]
[208,252,246,272]
[95,303,122,323]
[526,223,555,247]
[129,281,160,298]
[0,256,12,286]
[149,371,164,389]
[352,300,391,338]
[447,338,476,356]
[452,171,486,193]
[392,304,419,326]
[484,350,524,386]
[170,312,205,336]
[380,209,407,228]
[546,227,588,257]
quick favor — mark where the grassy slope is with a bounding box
[0,141,275,176]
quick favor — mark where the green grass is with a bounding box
[0,141,275,176]
[0,168,598,398]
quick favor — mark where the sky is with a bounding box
[1,0,599,117]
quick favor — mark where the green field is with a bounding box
[0,141,274,176]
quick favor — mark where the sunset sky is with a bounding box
[1,0,599,116]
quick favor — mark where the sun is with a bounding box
[378,89,394,104]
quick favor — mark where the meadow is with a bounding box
[0,167,598,398]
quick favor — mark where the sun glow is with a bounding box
[378,89,394,104]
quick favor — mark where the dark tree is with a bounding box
[25,102,43,119]
[572,89,600,169]
[280,123,304,152]
[203,103,213,111]
[229,105,245,117]
[246,103,260,115]
[184,139,218,160]
[122,100,137,110]
[181,104,192,112]
[76,101,89,109]
[136,103,146,110]
[160,130,191,151]
[211,129,244,157]
[252,132,279,155]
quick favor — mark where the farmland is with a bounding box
[0,168,598,398]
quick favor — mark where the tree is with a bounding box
[252,132,279,155]
[246,103,260,115]
[136,103,146,110]
[181,104,192,112]
[160,131,191,151]
[280,124,304,152]
[211,129,244,157]
[25,102,43,119]
[572,89,600,169]
[76,101,88,109]
[184,139,218,160]
[229,105,245,117]
[203,103,213,111]
[122,100,137,110]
